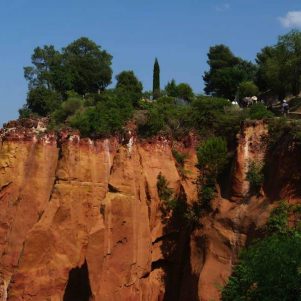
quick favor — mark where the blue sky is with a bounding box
[0,0,300,125]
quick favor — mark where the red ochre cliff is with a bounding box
[0,119,299,301]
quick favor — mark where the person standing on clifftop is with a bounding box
[282,100,289,116]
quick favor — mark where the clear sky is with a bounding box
[0,0,300,125]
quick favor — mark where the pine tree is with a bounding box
[153,58,160,99]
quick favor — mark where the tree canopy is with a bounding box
[165,80,194,101]
[256,30,301,99]
[23,37,113,116]
[63,37,113,95]
[115,70,143,106]
[203,44,257,100]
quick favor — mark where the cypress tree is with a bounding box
[153,58,160,99]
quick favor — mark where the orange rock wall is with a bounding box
[0,120,298,301]
[0,127,200,301]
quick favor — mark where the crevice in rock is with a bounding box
[47,140,62,203]
[0,181,12,193]
[145,180,151,205]
[57,135,65,161]
[151,259,169,270]
[0,182,12,202]
[63,260,92,301]
[108,183,119,193]
[100,204,106,218]
[152,231,179,245]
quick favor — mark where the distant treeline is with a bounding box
[19,30,301,137]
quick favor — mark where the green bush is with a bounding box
[222,231,301,301]
[137,98,191,138]
[249,103,274,120]
[200,185,215,206]
[69,92,133,137]
[157,172,173,202]
[190,96,245,143]
[172,149,189,178]
[18,106,34,118]
[197,137,228,208]
[51,93,83,125]
[197,137,228,178]
[267,201,289,234]
[246,160,264,194]
[156,173,189,219]
[172,149,187,166]
[222,201,301,301]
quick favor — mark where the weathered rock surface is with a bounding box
[0,119,299,301]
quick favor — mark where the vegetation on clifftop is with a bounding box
[19,30,301,139]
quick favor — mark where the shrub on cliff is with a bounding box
[246,160,264,194]
[137,97,191,138]
[197,137,228,178]
[197,137,228,208]
[249,103,274,120]
[172,149,190,178]
[190,96,246,144]
[69,92,133,137]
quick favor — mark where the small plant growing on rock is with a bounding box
[246,160,264,194]
[172,148,189,178]
[157,172,173,202]
[156,172,187,215]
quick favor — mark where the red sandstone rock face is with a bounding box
[0,120,299,301]
[232,120,268,200]
[0,121,199,301]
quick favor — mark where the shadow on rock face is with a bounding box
[63,260,92,301]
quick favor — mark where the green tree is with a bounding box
[238,81,259,98]
[63,37,113,95]
[203,44,257,99]
[153,58,160,99]
[165,79,178,97]
[25,86,61,116]
[176,83,194,102]
[115,70,143,106]
[24,45,72,95]
[256,30,301,99]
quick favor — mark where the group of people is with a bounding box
[231,96,290,116]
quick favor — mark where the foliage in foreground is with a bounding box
[222,202,301,301]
